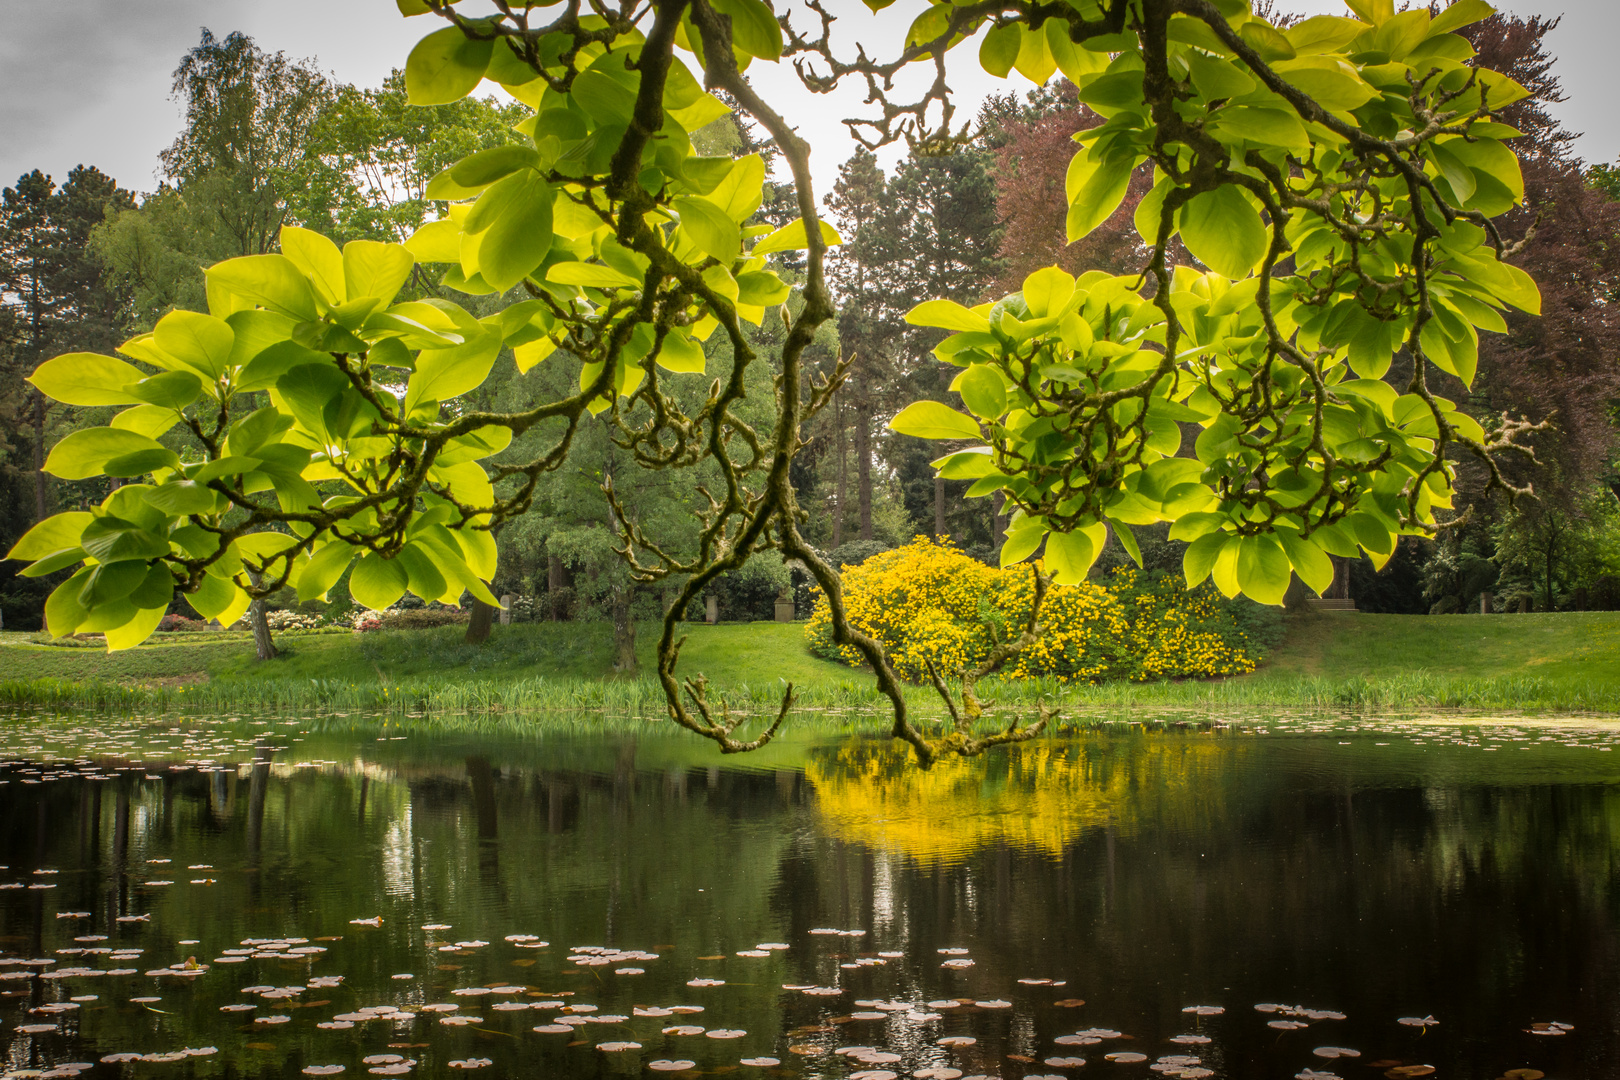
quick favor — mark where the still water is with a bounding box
[1,714,1617,1080]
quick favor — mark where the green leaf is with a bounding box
[398,541,449,603]
[546,262,643,289]
[890,401,981,440]
[751,218,842,255]
[1212,105,1310,150]
[1182,530,1229,586]
[1180,186,1268,279]
[657,331,707,374]
[405,324,502,413]
[45,569,94,637]
[297,542,355,603]
[1047,18,1107,84]
[932,448,997,480]
[350,552,409,611]
[20,547,87,578]
[206,255,319,322]
[280,226,346,305]
[406,217,465,262]
[6,512,91,561]
[1429,0,1495,36]
[141,481,223,516]
[103,447,182,479]
[513,337,556,373]
[28,353,144,407]
[1013,21,1056,84]
[277,363,350,441]
[1236,533,1291,605]
[1044,525,1105,586]
[904,4,950,49]
[112,405,182,440]
[1430,140,1477,203]
[238,340,334,394]
[1000,518,1046,567]
[128,370,204,410]
[1283,15,1368,54]
[675,196,743,264]
[1111,520,1143,567]
[1167,512,1227,542]
[343,241,415,305]
[1238,20,1297,61]
[128,563,175,610]
[711,0,783,60]
[78,561,145,609]
[43,429,166,481]
[1276,526,1335,596]
[419,531,500,607]
[905,300,991,334]
[1272,57,1377,110]
[104,604,167,653]
[446,145,541,194]
[79,516,169,564]
[954,366,1008,420]
[735,271,791,306]
[1022,266,1075,318]
[979,23,1020,77]
[1187,53,1255,100]
[479,175,555,291]
[1077,70,1146,113]
[1065,153,1134,242]
[406,26,494,106]
[708,155,767,222]
[153,310,235,378]
[189,574,251,627]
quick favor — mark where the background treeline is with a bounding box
[2,13,1617,639]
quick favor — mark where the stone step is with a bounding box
[1306,597,1358,612]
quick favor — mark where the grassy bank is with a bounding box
[2,610,1618,718]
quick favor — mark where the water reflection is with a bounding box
[0,717,1615,1080]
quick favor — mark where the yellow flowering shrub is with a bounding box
[805,538,1257,683]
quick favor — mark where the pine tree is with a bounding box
[0,167,133,519]
[0,166,133,629]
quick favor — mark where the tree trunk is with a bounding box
[832,390,847,549]
[1328,555,1351,600]
[245,569,277,661]
[611,586,637,672]
[547,556,566,620]
[32,390,48,522]
[465,597,496,644]
[856,403,873,542]
[992,490,1007,551]
[1545,535,1556,612]
[934,476,946,538]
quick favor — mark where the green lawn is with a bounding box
[1260,609,1620,687]
[2,611,1618,716]
[202,619,861,689]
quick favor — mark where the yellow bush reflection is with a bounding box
[805,736,1246,863]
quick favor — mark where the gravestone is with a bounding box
[705,595,718,624]
[499,595,514,625]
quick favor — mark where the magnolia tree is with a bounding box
[10,0,1540,764]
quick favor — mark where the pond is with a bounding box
[1,713,1617,1080]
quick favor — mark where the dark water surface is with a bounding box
[1,714,1618,1080]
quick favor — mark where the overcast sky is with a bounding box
[3,0,1615,206]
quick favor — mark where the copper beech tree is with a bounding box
[10,0,1542,765]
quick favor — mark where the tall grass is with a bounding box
[2,667,1614,720]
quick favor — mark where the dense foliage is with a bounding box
[806,538,1258,682]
